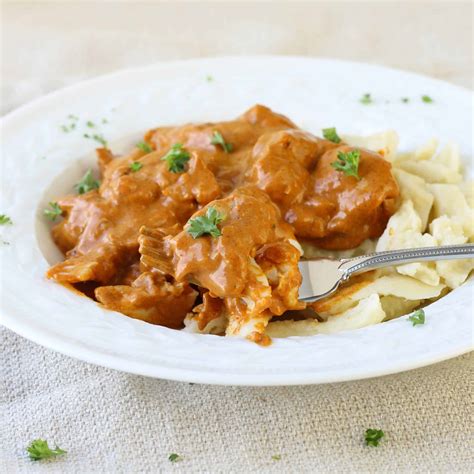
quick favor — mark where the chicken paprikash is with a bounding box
[46,105,401,344]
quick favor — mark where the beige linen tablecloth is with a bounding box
[1,327,473,473]
[1,2,473,472]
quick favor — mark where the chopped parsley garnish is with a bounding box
[161,143,190,173]
[271,454,282,461]
[44,202,62,221]
[421,95,433,103]
[60,114,79,132]
[75,169,100,194]
[168,453,183,463]
[401,97,410,103]
[365,429,384,447]
[206,75,213,82]
[331,149,361,179]
[26,439,66,461]
[102,118,108,124]
[136,141,153,153]
[408,309,425,326]
[211,131,233,153]
[86,120,95,128]
[84,133,108,147]
[187,207,225,239]
[322,127,341,144]
[0,214,12,225]
[129,162,143,172]
[360,93,373,105]
[61,123,76,133]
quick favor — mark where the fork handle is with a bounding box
[338,244,474,279]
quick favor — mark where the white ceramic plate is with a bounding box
[1,57,473,385]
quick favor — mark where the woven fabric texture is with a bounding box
[1,327,473,473]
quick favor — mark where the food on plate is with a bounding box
[139,186,304,345]
[45,105,474,343]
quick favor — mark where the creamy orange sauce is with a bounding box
[46,105,400,336]
[170,186,296,297]
[245,131,399,249]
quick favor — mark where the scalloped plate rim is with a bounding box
[1,56,473,386]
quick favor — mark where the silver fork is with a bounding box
[298,244,474,302]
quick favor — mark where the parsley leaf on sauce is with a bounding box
[187,207,225,239]
[211,131,233,153]
[84,133,108,147]
[136,141,153,153]
[360,93,373,105]
[322,127,342,144]
[161,143,190,173]
[168,453,183,463]
[26,439,66,461]
[0,214,12,225]
[44,202,62,221]
[271,454,282,461]
[408,308,425,326]
[401,97,410,103]
[130,162,143,172]
[421,95,433,103]
[365,429,384,447]
[75,169,100,194]
[331,149,361,179]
